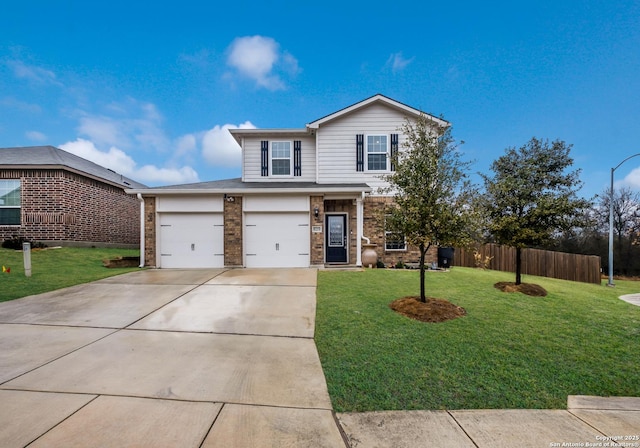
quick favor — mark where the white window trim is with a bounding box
[0,179,21,226]
[384,214,406,251]
[270,140,293,177]
[366,134,389,172]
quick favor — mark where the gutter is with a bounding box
[136,194,145,268]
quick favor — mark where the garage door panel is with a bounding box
[245,213,310,268]
[159,213,224,268]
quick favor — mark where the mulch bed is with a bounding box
[494,282,548,297]
[389,296,467,323]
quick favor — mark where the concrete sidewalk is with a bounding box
[1,269,637,447]
[0,268,346,447]
[338,396,640,447]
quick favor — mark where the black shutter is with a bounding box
[294,140,302,176]
[390,133,398,171]
[356,134,364,172]
[261,140,269,176]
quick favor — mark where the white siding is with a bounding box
[157,195,224,212]
[316,103,415,193]
[244,195,309,212]
[243,135,316,182]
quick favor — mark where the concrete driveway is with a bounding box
[0,268,346,447]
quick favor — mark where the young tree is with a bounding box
[481,137,590,285]
[383,114,477,303]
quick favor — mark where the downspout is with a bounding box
[136,194,145,268]
[360,191,371,244]
[357,191,372,267]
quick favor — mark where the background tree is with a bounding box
[481,137,590,285]
[383,114,477,303]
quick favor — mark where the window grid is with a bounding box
[0,180,21,225]
[271,141,291,176]
[367,135,388,171]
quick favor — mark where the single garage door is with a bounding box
[245,213,310,268]
[159,213,224,268]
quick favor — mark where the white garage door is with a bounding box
[245,213,310,268]
[159,213,224,268]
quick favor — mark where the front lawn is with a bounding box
[315,267,640,411]
[0,247,141,302]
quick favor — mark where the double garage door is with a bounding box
[158,211,310,268]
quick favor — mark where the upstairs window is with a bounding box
[0,180,21,225]
[271,141,292,176]
[367,135,388,171]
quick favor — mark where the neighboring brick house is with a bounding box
[0,146,145,248]
[127,95,445,268]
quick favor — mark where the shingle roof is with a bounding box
[126,177,371,194]
[0,146,146,189]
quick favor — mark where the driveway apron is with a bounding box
[0,268,346,448]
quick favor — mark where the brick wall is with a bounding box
[143,197,156,266]
[310,195,324,264]
[362,196,437,267]
[224,196,243,266]
[0,169,140,247]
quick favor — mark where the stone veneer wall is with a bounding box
[0,169,140,247]
[362,196,437,267]
[143,197,156,267]
[224,196,243,266]
[310,195,324,265]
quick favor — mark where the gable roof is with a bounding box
[0,146,146,189]
[306,94,449,129]
[228,94,450,144]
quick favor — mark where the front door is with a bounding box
[326,214,347,263]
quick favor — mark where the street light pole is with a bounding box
[608,153,640,287]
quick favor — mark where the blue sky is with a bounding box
[1,0,639,198]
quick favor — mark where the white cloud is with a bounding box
[60,138,199,185]
[76,99,170,152]
[26,130,47,142]
[202,121,256,168]
[620,166,640,190]
[7,60,63,86]
[386,52,415,73]
[226,36,299,90]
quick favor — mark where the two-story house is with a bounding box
[127,94,447,268]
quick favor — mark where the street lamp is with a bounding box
[608,153,640,286]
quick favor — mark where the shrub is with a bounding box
[2,237,47,250]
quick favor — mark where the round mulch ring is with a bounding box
[494,282,548,297]
[389,296,466,323]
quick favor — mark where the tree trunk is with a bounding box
[515,246,522,285]
[419,243,430,303]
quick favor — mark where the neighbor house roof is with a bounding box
[126,177,371,195]
[0,146,146,189]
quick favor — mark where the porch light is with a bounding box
[314,206,319,218]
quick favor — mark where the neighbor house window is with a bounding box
[271,141,292,176]
[367,135,388,171]
[0,180,21,225]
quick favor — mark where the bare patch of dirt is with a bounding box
[389,296,466,323]
[494,282,548,297]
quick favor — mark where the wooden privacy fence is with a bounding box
[453,244,602,285]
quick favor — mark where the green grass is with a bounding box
[315,267,640,412]
[0,247,141,302]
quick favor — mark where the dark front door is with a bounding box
[326,214,347,263]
